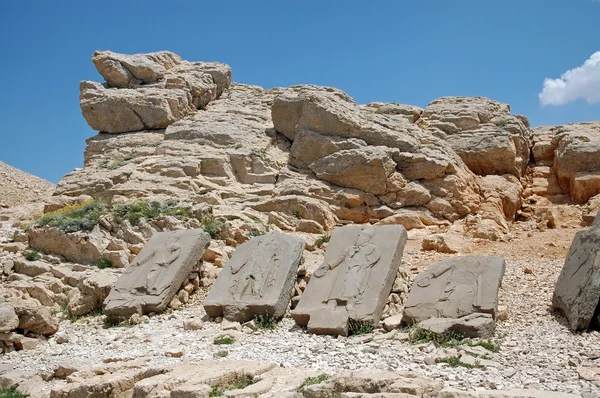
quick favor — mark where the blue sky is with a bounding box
[1,0,599,183]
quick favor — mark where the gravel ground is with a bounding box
[3,252,599,397]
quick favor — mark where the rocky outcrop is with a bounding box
[420,97,531,178]
[81,51,232,134]
[531,123,600,203]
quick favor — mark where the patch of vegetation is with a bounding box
[554,126,567,134]
[438,356,474,369]
[407,327,464,348]
[104,318,133,328]
[31,200,106,233]
[315,234,331,248]
[247,229,265,238]
[296,374,330,392]
[251,149,271,167]
[493,119,509,127]
[95,257,113,269]
[254,312,278,330]
[466,339,501,353]
[293,209,303,219]
[58,301,78,323]
[406,327,501,352]
[348,319,373,336]
[213,335,235,345]
[112,199,191,226]
[23,248,40,261]
[0,386,28,398]
[209,374,255,397]
[202,216,223,239]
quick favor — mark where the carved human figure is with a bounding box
[313,225,381,310]
[129,233,182,293]
[229,235,280,299]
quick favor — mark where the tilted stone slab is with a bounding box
[204,231,304,322]
[552,214,600,330]
[402,256,505,325]
[104,229,210,320]
[292,225,407,336]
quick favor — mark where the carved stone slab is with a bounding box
[402,256,505,325]
[204,231,304,322]
[292,225,407,336]
[552,214,600,330]
[104,229,210,320]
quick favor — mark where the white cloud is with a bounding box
[539,51,600,106]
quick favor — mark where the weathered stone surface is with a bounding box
[418,313,496,338]
[421,97,531,178]
[301,370,443,397]
[403,256,505,325]
[204,231,304,322]
[103,229,210,319]
[3,289,58,336]
[437,389,583,398]
[92,50,182,88]
[0,303,18,333]
[292,225,407,336]
[68,271,119,317]
[80,81,190,133]
[552,215,600,330]
[28,226,109,265]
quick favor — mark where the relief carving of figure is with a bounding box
[229,235,280,299]
[314,226,381,310]
[129,233,182,293]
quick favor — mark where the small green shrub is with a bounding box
[23,248,40,261]
[494,119,509,127]
[0,386,28,398]
[293,209,303,218]
[112,199,191,226]
[408,327,464,348]
[438,356,474,369]
[315,235,331,248]
[32,200,106,233]
[254,312,278,330]
[466,339,501,353]
[247,229,264,238]
[95,257,113,269]
[209,374,255,397]
[213,335,235,345]
[348,319,373,336]
[58,301,78,323]
[202,216,223,239]
[296,374,330,392]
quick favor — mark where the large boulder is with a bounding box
[403,256,505,325]
[92,50,182,88]
[0,303,19,333]
[28,226,110,265]
[420,97,531,178]
[103,229,210,320]
[79,81,190,133]
[81,51,232,134]
[552,214,600,330]
[1,288,58,336]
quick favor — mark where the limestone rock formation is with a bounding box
[420,97,531,178]
[81,50,231,133]
[531,122,600,203]
[552,213,600,330]
[403,256,506,325]
[292,225,407,336]
[204,231,304,322]
[103,229,210,320]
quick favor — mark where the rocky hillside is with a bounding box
[1,50,600,398]
[0,161,54,208]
